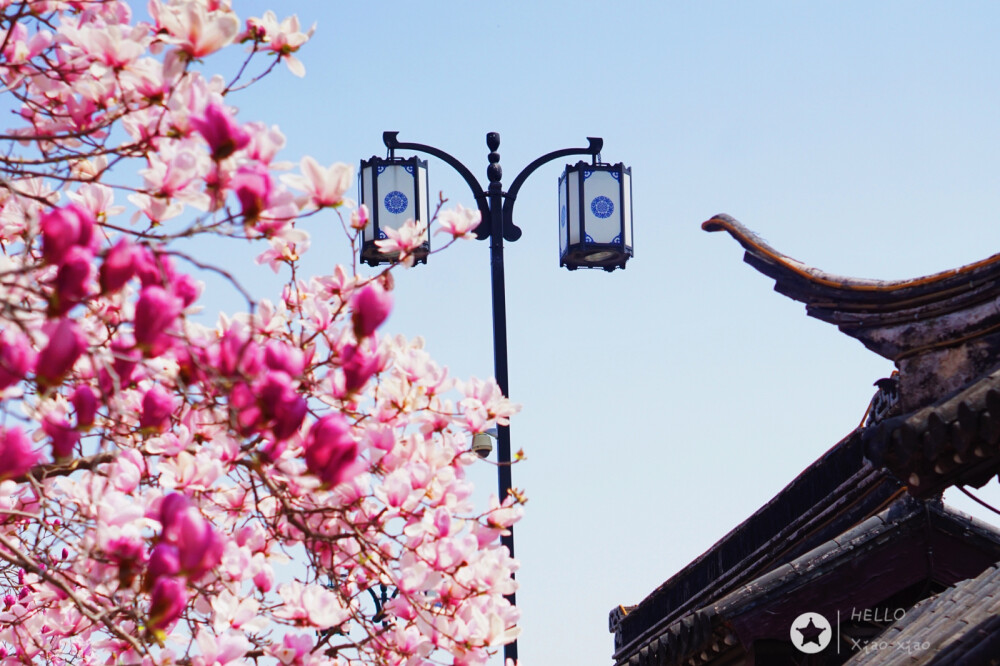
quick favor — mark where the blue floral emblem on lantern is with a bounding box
[384,190,408,214]
[591,195,614,219]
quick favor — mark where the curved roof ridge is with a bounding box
[702,213,1000,293]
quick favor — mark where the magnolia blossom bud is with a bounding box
[264,341,305,377]
[253,566,274,592]
[139,384,173,433]
[350,283,392,339]
[303,414,363,487]
[158,493,223,581]
[172,274,201,308]
[174,510,223,581]
[40,204,95,265]
[144,543,180,591]
[99,238,139,294]
[232,163,272,223]
[159,493,189,532]
[42,415,79,462]
[70,385,97,428]
[341,343,379,395]
[0,426,39,481]
[191,102,251,160]
[147,576,187,632]
[134,286,182,356]
[52,246,94,313]
[35,319,87,388]
[349,204,369,230]
[0,330,35,391]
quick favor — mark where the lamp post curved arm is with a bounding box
[382,131,492,240]
[501,137,603,242]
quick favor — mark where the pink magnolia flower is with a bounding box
[193,628,253,666]
[99,239,139,294]
[104,336,141,391]
[147,576,187,632]
[269,633,314,666]
[150,0,239,59]
[70,385,98,429]
[303,414,364,488]
[0,330,35,391]
[375,219,428,266]
[245,122,286,164]
[42,415,79,462]
[274,581,351,628]
[232,163,272,223]
[106,536,147,587]
[264,341,306,377]
[134,286,183,356]
[139,384,174,433]
[256,371,307,441]
[341,342,379,395]
[172,273,201,308]
[159,494,223,581]
[0,427,39,482]
[190,102,250,161]
[216,327,262,378]
[350,283,392,339]
[175,516,224,581]
[144,543,180,590]
[52,246,94,313]
[158,493,191,534]
[244,11,313,76]
[35,318,87,388]
[436,204,481,240]
[282,157,351,208]
[39,204,96,265]
[350,204,370,230]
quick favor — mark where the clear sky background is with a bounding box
[188,3,1000,664]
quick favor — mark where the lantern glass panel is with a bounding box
[417,163,429,227]
[581,169,621,244]
[558,172,568,256]
[622,169,633,248]
[376,164,420,232]
[567,169,581,246]
[361,164,375,242]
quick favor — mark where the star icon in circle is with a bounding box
[790,612,832,654]
[797,618,825,645]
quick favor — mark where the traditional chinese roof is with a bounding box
[844,564,1000,664]
[863,364,1000,499]
[610,433,903,663]
[614,500,1000,666]
[703,214,1000,414]
[610,216,1000,665]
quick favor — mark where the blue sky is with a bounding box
[200,3,1000,663]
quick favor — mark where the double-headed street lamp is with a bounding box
[359,131,633,661]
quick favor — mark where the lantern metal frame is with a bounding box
[365,131,632,662]
[358,154,430,267]
[559,160,633,271]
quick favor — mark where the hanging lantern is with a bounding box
[359,155,430,266]
[558,161,633,271]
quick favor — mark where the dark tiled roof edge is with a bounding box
[618,501,1000,666]
[611,432,903,659]
[844,564,1000,665]
[864,364,1000,497]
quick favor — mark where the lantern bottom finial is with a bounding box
[560,243,631,271]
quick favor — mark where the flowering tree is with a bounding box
[0,2,521,665]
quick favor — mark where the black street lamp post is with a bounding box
[360,131,633,662]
